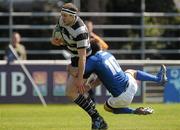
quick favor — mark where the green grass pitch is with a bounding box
[0,103,180,130]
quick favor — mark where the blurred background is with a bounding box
[0,0,180,60]
[0,0,180,104]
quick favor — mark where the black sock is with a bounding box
[88,89,95,103]
[74,94,99,119]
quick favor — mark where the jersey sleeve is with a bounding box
[76,33,89,49]
[74,25,89,49]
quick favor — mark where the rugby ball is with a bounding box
[52,27,63,39]
[52,27,64,45]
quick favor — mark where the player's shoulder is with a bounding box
[58,16,65,27]
[96,51,114,61]
[71,17,88,37]
[97,51,110,57]
[88,54,99,62]
[71,17,86,30]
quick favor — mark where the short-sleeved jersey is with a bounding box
[54,16,91,58]
[85,51,129,97]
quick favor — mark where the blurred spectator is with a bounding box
[85,20,109,50]
[4,32,27,63]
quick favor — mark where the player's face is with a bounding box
[61,12,75,26]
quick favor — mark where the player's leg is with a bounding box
[86,73,99,103]
[83,74,108,129]
[104,72,138,114]
[66,65,96,107]
[66,75,79,99]
[88,89,95,102]
[104,73,153,115]
[66,75,98,118]
[104,101,134,114]
[126,64,167,85]
[66,75,108,130]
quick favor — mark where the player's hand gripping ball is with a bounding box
[51,28,64,46]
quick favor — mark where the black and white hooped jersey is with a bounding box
[55,16,91,57]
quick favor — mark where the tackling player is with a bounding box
[86,42,167,114]
[69,41,167,115]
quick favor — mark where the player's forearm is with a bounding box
[78,55,86,80]
[77,48,86,80]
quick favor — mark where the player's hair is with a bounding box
[61,3,78,15]
[91,40,101,55]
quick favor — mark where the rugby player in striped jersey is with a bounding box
[51,3,108,130]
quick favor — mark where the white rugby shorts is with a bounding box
[107,73,138,108]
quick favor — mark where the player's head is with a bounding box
[91,40,101,55]
[61,3,78,26]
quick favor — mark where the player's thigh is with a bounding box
[66,75,78,99]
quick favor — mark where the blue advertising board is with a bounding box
[164,66,180,103]
[0,63,143,103]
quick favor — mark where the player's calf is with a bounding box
[104,101,134,114]
[104,101,154,115]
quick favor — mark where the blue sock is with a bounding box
[136,70,159,82]
[113,107,134,114]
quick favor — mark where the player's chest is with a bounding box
[61,27,76,40]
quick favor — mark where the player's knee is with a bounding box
[65,76,78,100]
[125,69,136,73]
[125,69,137,78]
[66,86,78,101]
